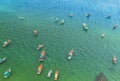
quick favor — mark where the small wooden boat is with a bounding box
[39,50,46,61]
[86,13,91,17]
[3,40,11,47]
[101,33,105,38]
[37,44,44,50]
[54,70,59,80]
[33,30,38,36]
[106,15,111,19]
[67,49,74,60]
[0,57,7,64]
[47,70,52,78]
[55,18,59,23]
[68,13,74,17]
[4,68,12,78]
[113,24,118,30]
[83,23,88,31]
[37,64,43,74]
[59,19,65,25]
[18,16,24,20]
[112,55,117,64]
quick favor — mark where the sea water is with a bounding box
[0,0,120,81]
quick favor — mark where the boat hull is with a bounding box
[0,57,7,64]
[3,40,11,47]
[37,64,43,74]
[54,70,59,80]
[4,68,11,78]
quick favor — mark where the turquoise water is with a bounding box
[0,0,120,81]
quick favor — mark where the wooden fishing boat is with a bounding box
[37,44,44,50]
[54,70,59,80]
[59,19,65,25]
[55,18,59,23]
[37,64,43,74]
[3,40,11,47]
[47,70,52,78]
[106,15,111,19]
[86,13,91,17]
[18,16,24,20]
[101,33,105,38]
[68,13,74,17]
[67,49,74,60]
[39,50,46,61]
[4,68,12,78]
[83,23,88,31]
[33,29,38,36]
[112,55,117,64]
[113,24,118,30]
[0,57,7,64]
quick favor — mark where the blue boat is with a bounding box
[0,57,7,64]
[39,50,46,61]
[4,68,12,78]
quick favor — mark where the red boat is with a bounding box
[37,64,43,74]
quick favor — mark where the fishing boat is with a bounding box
[67,49,74,60]
[47,70,52,78]
[113,24,118,30]
[112,55,117,64]
[54,70,59,80]
[68,13,74,17]
[101,33,105,38]
[37,64,43,74]
[106,15,111,19]
[86,13,91,17]
[4,68,12,78]
[39,50,46,61]
[83,23,88,31]
[55,18,59,23]
[37,44,44,50]
[59,19,65,25]
[33,29,38,36]
[18,16,24,20]
[3,40,11,47]
[0,57,7,64]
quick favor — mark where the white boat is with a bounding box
[4,68,12,78]
[33,30,38,36]
[3,40,11,47]
[60,19,65,25]
[101,33,105,38]
[112,55,117,64]
[83,23,88,31]
[37,44,44,50]
[69,13,74,17]
[47,70,52,78]
[67,49,74,60]
[18,16,24,20]
[55,18,59,23]
[0,57,7,64]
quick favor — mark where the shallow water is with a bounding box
[0,0,120,81]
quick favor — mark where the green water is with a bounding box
[0,0,120,81]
